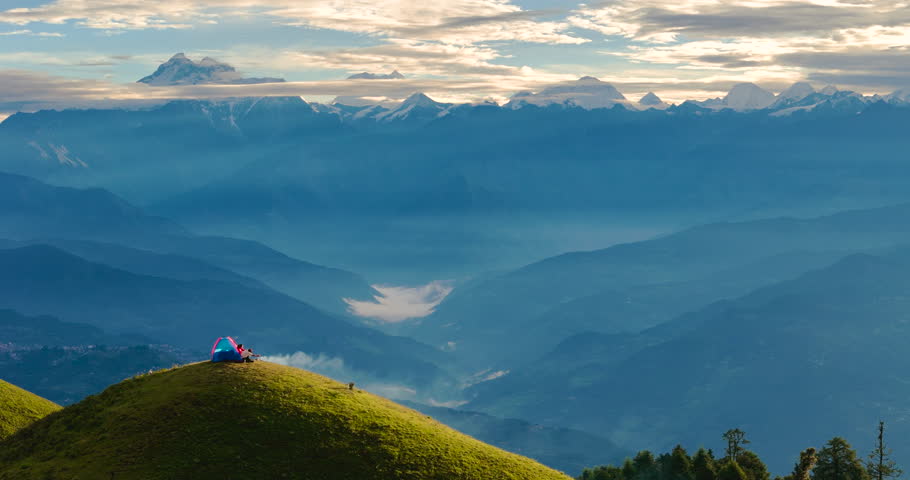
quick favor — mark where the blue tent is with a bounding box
[211,336,242,362]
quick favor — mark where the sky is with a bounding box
[1,0,910,115]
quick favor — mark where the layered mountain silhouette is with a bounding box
[0,172,375,314]
[0,245,445,388]
[409,203,910,366]
[466,247,910,472]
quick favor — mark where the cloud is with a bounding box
[263,351,347,378]
[0,0,586,45]
[262,351,420,400]
[0,28,63,36]
[3,1,910,103]
[570,1,910,94]
[290,40,519,77]
[572,1,910,41]
[344,281,454,323]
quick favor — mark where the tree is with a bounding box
[581,465,627,480]
[866,421,902,480]
[634,450,658,480]
[669,445,695,480]
[694,448,718,480]
[724,429,751,462]
[718,462,749,480]
[624,458,637,480]
[814,437,870,480]
[737,451,770,480]
[789,448,819,480]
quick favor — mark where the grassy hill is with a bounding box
[0,379,60,440]
[0,362,571,480]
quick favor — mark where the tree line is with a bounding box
[579,423,902,480]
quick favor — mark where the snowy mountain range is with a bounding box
[129,54,910,119]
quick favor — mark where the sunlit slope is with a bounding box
[0,362,571,480]
[0,379,60,440]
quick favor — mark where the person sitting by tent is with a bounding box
[241,348,261,363]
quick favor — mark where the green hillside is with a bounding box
[0,362,571,480]
[0,379,60,440]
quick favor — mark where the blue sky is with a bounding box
[1,0,909,114]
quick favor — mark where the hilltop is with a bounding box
[0,362,571,480]
[0,379,60,440]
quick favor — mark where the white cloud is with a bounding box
[569,0,910,94]
[0,28,63,36]
[344,281,454,323]
[262,351,420,400]
[0,0,586,45]
[262,351,347,378]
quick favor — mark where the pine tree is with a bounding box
[724,429,751,462]
[669,445,695,480]
[635,450,658,480]
[814,437,870,480]
[718,462,749,480]
[694,448,718,480]
[737,451,770,480]
[866,421,902,480]
[624,458,637,480]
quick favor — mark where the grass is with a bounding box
[0,379,61,441]
[0,362,572,480]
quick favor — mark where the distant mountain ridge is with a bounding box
[466,246,910,473]
[348,70,405,80]
[0,172,377,314]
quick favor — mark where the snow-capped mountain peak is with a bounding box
[137,53,285,86]
[778,82,816,102]
[639,92,663,106]
[372,93,452,122]
[723,83,776,110]
[885,89,910,104]
[505,76,630,110]
[348,70,406,80]
[401,93,439,108]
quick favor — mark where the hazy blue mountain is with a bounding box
[466,248,910,472]
[410,203,910,366]
[402,401,627,475]
[0,238,266,290]
[0,344,186,405]
[0,172,186,241]
[5,92,909,214]
[0,309,186,404]
[0,308,149,347]
[5,94,910,281]
[145,101,910,280]
[518,250,846,354]
[0,172,376,313]
[0,245,447,389]
[0,98,340,202]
